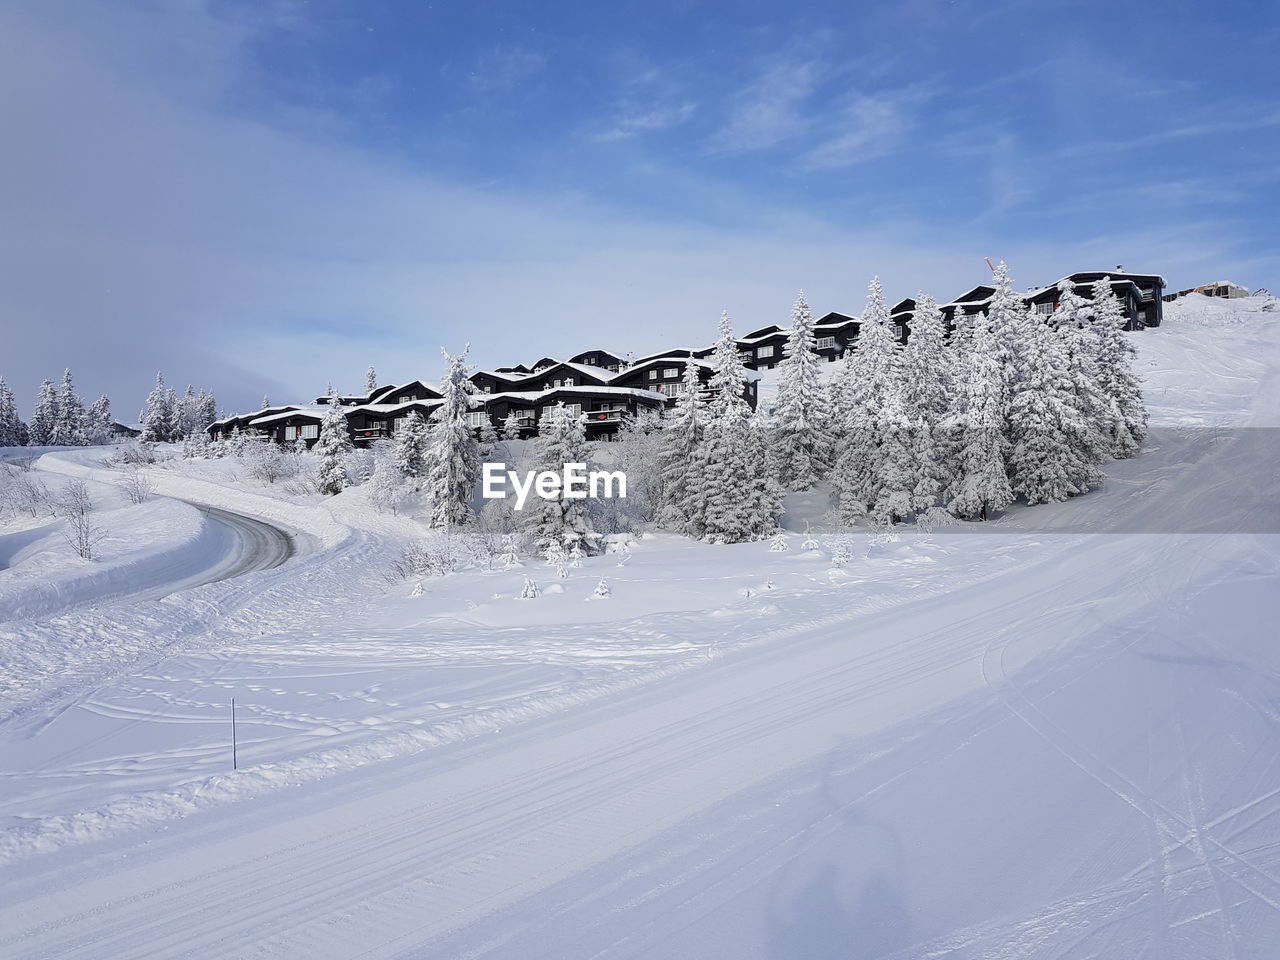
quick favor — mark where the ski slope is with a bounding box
[1,295,1278,958]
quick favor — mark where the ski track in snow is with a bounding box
[1,296,1279,958]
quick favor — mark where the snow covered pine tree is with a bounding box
[315,389,354,495]
[772,291,831,490]
[698,312,778,542]
[524,401,601,555]
[424,348,481,532]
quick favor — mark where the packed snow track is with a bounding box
[167,501,295,594]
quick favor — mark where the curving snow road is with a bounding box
[142,500,296,600]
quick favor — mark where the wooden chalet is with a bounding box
[1024,278,1139,331]
[737,325,790,370]
[813,312,860,361]
[940,285,996,334]
[610,356,715,401]
[1066,271,1163,327]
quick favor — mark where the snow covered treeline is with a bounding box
[634,262,1148,535]
[139,373,218,443]
[818,263,1147,522]
[0,369,114,447]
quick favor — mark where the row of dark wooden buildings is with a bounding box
[208,270,1164,446]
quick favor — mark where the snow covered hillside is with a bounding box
[1,294,1278,959]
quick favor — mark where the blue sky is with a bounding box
[2,0,1277,415]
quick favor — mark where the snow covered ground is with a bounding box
[1,294,1278,958]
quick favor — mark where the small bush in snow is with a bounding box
[62,511,105,560]
[518,576,540,599]
[109,440,156,467]
[384,534,492,582]
[116,470,154,504]
[245,442,297,485]
[57,478,94,518]
[827,535,852,568]
[0,465,55,517]
[56,480,103,559]
[768,532,790,552]
[592,578,610,599]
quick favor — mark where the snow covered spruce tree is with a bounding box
[831,277,901,522]
[655,361,708,536]
[28,379,59,446]
[524,401,600,554]
[393,410,430,484]
[946,266,1015,520]
[900,293,951,440]
[50,369,87,446]
[140,372,176,443]
[1089,278,1148,457]
[366,440,411,513]
[1006,307,1101,504]
[1050,280,1114,467]
[85,395,113,444]
[697,312,778,542]
[772,291,831,490]
[870,390,939,525]
[0,377,29,447]
[314,391,354,495]
[365,365,378,394]
[424,348,481,532]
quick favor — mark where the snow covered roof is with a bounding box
[737,330,789,344]
[344,399,442,416]
[482,385,668,405]
[567,348,626,363]
[369,379,442,403]
[814,312,859,328]
[210,405,303,429]
[249,406,327,426]
[559,361,617,381]
[620,355,715,375]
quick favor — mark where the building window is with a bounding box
[466,411,488,427]
[662,367,679,379]
[301,424,319,440]
[284,425,297,440]
[758,345,776,358]
[398,395,413,403]
[648,369,659,380]
[656,383,686,397]
[892,325,905,339]
[816,336,836,350]
[1035,302,1055,315]
[564,403,582,417]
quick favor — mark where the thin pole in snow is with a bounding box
[232,698,238,771]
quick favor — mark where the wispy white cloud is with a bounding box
[803,89,929,170]
[593,101,697,142]
[707,59,820,153]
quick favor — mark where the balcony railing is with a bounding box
[585,409,627,424]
